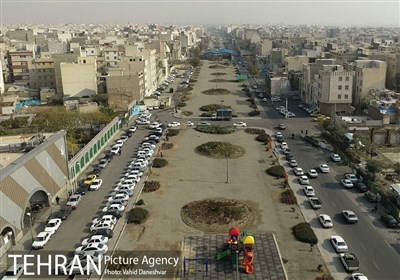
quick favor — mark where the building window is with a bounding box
[345,76,349,81]
[339,77,342,81]
[345,94,349,99]
[338,94,342,99]
[114,56,117,59]
[20,55,26,58]
[345,85,349,90]
[338,85,342,90]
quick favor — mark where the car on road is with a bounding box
[293,167,304,176]
[32,231,52,249]
[276,132,282,137]
[351,272,368,280]
[56,207,71,220]
[197,122,211,126]
[128,126,137,132]
[341,179,354,188]
[98,159,109,169]
[354,182,368,193]
[81,235,109,247]
[298,175,310,185]
[44,218,62,235]
[149,122,162,129]
[262,98,268,102]
[340,252,360,272]
[276,135,284,143]
[286,112,296,118]
[2,264,24,279]
[381,214,400,229]
[102,203,125,213]
[89,179,103,191]
[66,194,82,209]
[83,175,97,185]
[345,173,359,183]
[342,210,358,223]
[330,235,348,253]
[108,194,129,203]
[278,123,286,130]
[114,140,124,147]
[364,191,379,202]
[280,142,288,150]
[318,214,333,228]
[92,215,118,226]
[90,221,115,232]
[167,122,181,127]
[288,159,298,167]
[110,145,120,155]
[318,164,330,173]
[110,189,134,198]
[271,96,281,102]
[307,169,318,178]
[186,121,194,127]
[309,197,322,209]
[303,186,315,197]
[331,154,341,162]
[285,154,294,161]
[75,243,108,255]
[233,122,247,127]
[119,135,129,143]
[90,229,113,239]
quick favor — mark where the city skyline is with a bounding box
[1,0,399,27]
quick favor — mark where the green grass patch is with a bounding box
[266,165,286,178]
[195,141,245,159]
[200,104,232,112]
[292,222,318,245]
[127,207,149,224]
[195,125,236,134]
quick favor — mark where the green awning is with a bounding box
[236,75,248,81]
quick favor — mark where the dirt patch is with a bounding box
[181,199,255,232]
[210,72,227,76]
[202,88,231,95]
[209,65,227,69]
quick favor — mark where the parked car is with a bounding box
[197,122,211,126]
[233,122,247,127]
[167,122,181,127]
[381,214,400,229]
[90,228,113,239]
[102,203,125,213]
[98,159,109,169]
[298,175,310,185]
[309,197,322,209]
[110,145,120,155]
[92,215,118,226]
[340,252,360,272]
[345,173,359,183]
[44,218,62,235]
[89,179,103,191]
[303,186,315,197]
[75,243,108,255]
[32,231,52,249]
[81,235,109,247]
[293,167,304,176]
[83,175,97,185]
[186,121,194,127]
[341,179,354,188]
[66,194,82,209]
[342,210,358,224]
[278,124,286,130]
[307,169,318,178]
[56,207,71,220]
[319,164,330,173]
[1,264,24,280]
[128,126,137,132]
[288,159,298,167]
[318,214,333,228]
[280,142,288,150]
[351,272,368,280]
[354,182,368,193]
[90,221,115,232]
[330,235,348,253]
[331,154,342,162]
[364,191,379,202]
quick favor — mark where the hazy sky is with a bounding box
[1,0,399,27]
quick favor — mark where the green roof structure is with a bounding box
[236,75,248,81]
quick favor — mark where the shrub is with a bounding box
[202,88,230,95]
[182,110,193,116]
[195,141,245,158]
[266,165,286,178]
[166,129,180,137]
[127,207,149,224]
[161,143,173,150]
[199,104,231,111]
[245,128,266,135]
[246,98,255,103]
[152,158,168,168]
[256,133,271,143]
[136,199,145,205]
[248,110,260,116]
[143,181,160,192]
[292,222,318,245]
[177,102,187,108]
[195,125,236,134]
[200,112,214,117]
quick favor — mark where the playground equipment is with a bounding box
[216,227,255,274]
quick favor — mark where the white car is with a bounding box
[303,186,315,197]
[81,235,109,247]
[119,136,129,143]
[288,159,298,167]
[114,184,135,193]
[307,169,318,178]
[293,167,304,176]
[280,142,288,150]
[145,135,160,141]
[44,218,62,235]
[66,194,82,208]
[105,199,128,208]
[341,179,354,188]
[126,175,140,183]
[342,210,358,224]
[75,243,108,255]
[107,194,129,203]
[271,96,281,102]
[331,154,341,162]
[102,203,125,213]
[117,179,136,188]
[351,273,369,280]
[286,112,296,118]
[129,170,143,177]
[276,132,282,137]
[98,159,109,169]
[186,121,194,127]
[89,179,103,191]
[114,140,124,147]
[330,235,348,253]
[149,122,161,129]
[90,221,115,232]
[345,173,358,183]
[128,126,137,132]
[110,189,134,197]
[197,122,211,126]
[262,98,268,102]
[233,122,247,127]
[110,145,120,155]
[298,175,310,185]
[167,122,181,127]
[318,214,333,228]
[92,215,118,226]
[319,164,330,173]
[32,231,52,249]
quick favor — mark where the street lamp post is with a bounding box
[225,154,230,184]
[47,193,53,216]
[26,212,34,242]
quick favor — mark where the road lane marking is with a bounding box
[372,260,380,270]
[360,243,367,252]
[331,201,336,207]
[384,239,391,248]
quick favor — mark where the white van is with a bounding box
[2,264,24,279]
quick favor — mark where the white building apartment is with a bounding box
[60,56,97,97]
[318,65,354,117]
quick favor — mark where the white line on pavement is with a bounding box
[331,201,336,207]
[372,260,380,270]
[360,242,367,252]
[384,239,392,248]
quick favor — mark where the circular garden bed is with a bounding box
[202,88,231,95]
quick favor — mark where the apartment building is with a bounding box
[385,52,400,91]
[0,60,5,94]
[257,39,273,56]
[52,53,79,95]
[285,55,309,72]
[104,47,120,67]
[31,57,56,90]
[60,56,97,97]
[6,50,35,86]
[318,65,354,117]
